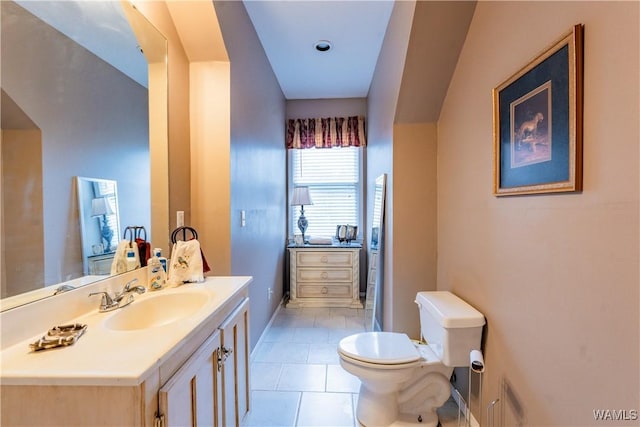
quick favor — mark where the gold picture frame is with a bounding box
[493,24,584,196]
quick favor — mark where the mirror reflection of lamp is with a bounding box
[291,186,313,244]
[91,197,114,252]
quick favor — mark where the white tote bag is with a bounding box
[110,240,140,275]
[168,239,204,284]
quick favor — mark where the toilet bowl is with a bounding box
[338,291,485,427]
[338,332,421,425]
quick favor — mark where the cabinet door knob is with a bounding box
[321,256,328,263]
[321,287,328,294]
[321,272,328,279]
[217,346,233,371]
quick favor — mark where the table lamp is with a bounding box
[291,186,313,244]
[91,197,115,252]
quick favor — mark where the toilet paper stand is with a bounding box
[467,350,485,426]
[453,387,468,427]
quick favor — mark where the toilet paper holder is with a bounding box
[470,349,484,373]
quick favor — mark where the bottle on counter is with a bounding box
[147,250,167,290]
[153,248,167,272]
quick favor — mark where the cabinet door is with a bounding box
[159,330,224,427]
[219,298,250,427]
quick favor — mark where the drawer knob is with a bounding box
[321,256,328,263]
[321,272,328,279]
[321,287,328,294]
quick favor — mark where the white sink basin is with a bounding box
[104,291,210,331]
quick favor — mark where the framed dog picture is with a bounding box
[493,24,584,196]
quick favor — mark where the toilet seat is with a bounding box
[338,332,420,365]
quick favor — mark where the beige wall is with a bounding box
[190,61,232,275]
[395,1,476,123]
[391,123,438,339]
[438,1,639,423]
[1,129,43,297]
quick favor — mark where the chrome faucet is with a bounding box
[116,279,146,301]
[53,284,76,295]
[88,291,119,312]
[89,279,146,312]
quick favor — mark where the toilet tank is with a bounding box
[416,291,485,367]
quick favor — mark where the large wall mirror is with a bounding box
[0,1,167,310]
[365,174,386,331]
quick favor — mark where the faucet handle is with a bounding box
[89,291,113,305]
[89,291,118,312]
[123,278,139,293]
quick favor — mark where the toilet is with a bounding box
[338,291,485,427]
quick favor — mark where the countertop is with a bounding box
[0,276,252,387]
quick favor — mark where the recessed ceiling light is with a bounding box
[314,40,332,52]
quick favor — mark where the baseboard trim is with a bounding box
[249,298,284,363]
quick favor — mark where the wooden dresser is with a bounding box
[87,252,115,275]
[288,245,362,308]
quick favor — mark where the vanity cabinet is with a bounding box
[288,246,361,308]
[219,298,250,426]
[159,298,249,427]
[0,284,251,427]
[160,331,224,426]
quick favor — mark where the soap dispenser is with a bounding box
[147,251,166,290]
[153,247,167,272]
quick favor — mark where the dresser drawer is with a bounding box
[288,246,362,308]
[297,268,353,282]
[88,253,115,275]
[298,283,352,298]
[296,251,353,267]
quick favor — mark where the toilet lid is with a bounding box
[338,332,420,365]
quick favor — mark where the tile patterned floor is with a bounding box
[243,305,462,427]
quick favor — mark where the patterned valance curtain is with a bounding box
[286,116,366,149]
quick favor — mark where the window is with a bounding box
[93,180,119,251]
[289,146,362,239]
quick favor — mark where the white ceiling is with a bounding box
[243,0,394,100]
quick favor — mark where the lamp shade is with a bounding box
[91,197,114,217]
[291,186,313,206]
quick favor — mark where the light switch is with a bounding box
[241,210,246,227]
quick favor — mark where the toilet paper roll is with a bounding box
[470,349,484,373]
